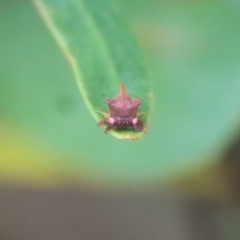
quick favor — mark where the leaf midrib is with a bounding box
[74,0,120,86]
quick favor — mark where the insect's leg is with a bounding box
[98,119,107,126]
[96,110,109,118]
[104,125,112,134]
[133,119,143,131]
[134,120,147,134]
[137,112,146,117]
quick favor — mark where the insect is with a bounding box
[97,82,145,133]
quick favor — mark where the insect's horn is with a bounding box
[119,82,127,99]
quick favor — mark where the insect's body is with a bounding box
[97,83,145,133]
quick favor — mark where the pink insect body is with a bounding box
[97,83,145,133]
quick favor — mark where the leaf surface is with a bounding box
[33,0,152,139]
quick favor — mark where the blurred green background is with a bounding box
[1,0,240,239]
[1,0,240,191]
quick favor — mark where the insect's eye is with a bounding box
[132,118,138,125]
[108,117,115,125]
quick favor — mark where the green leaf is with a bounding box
[33,0,152,140]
